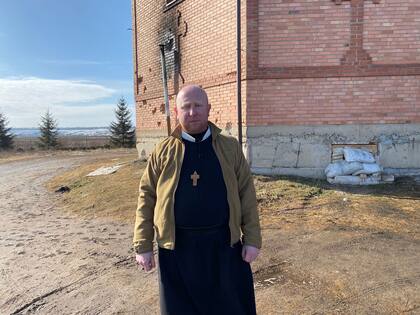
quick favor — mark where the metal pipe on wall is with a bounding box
[132,0,139,95]
[159,44,172,136]
[236,0,243,146]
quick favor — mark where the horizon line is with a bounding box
[11,126,113,129]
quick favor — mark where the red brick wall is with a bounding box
[133,0,420,135]
[247,0,420,126]
[247,76,420,126]
[364,0,420,64]
[133,0,247,133]
[258,0,350,67]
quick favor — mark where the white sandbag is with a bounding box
[325,161,363,178]
[329,175,362,185]
[329,175,381,185]
[352,163,382,175]
[343,147,375,163]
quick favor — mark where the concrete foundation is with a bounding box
[136,123,420,179]
[135,130,167,161]
[246,123,420,179]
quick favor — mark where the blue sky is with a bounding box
[0,0,135,128]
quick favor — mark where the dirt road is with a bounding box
[1,151,419,314]
[0,151,159,315]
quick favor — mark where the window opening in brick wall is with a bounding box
[165,0,185,11]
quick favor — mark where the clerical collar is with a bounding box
[181,127,211,143]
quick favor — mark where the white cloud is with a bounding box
[0,76,135,127]
[0,77,115,108]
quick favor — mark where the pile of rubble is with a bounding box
[325,147,394,185]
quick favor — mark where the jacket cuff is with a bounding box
[242,236,262,249]
[133,242,153,254]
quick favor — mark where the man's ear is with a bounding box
[174,106,178,117]
[208,103,211,114]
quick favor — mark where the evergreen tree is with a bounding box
[109,97,136,148]
[38,110,59,149]
[0,112,14,150]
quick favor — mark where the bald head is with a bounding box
[176,85,208,107]
[175,85,211,134]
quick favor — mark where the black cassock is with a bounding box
[158,132,257,315]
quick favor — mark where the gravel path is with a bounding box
[0,152,159,315]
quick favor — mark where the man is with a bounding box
[133,85,261,315]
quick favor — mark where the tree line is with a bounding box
[0,97,136,151]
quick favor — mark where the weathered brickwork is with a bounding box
[364,0,420,64]
[133,0,420,176]
[258,0,351,67]
[248,0,420,126]
[247,76,420,126]
[133,0,247,134]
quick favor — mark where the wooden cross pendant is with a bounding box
[190,171,200,186]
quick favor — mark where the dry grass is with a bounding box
[47,158,420,240]
[46,153,145,222]
[255,175,420,239]
[13,136,110,151]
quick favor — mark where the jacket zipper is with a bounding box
[211,136,235,248]
[170,140,185,249]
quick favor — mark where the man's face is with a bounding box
[175,89,211,134]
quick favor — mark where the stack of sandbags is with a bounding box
[325,147,394,185]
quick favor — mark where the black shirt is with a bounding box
[174,134,229,228]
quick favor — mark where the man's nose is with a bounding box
[188,107,196,116]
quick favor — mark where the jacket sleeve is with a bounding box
[133,149,160,254]
[235,141,262,249]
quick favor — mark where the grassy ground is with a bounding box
[256,175,419,239]
[46,154,420,238]
[46,153,144,222]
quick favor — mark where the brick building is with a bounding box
[132,0,420,178]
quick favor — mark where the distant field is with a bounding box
[13,135,111,150]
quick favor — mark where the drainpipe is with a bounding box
[159,44,171,136]
[132,0,139,95]
[236,0,243,146]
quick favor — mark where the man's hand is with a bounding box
[135,251,156,272]
[241,245,260,263]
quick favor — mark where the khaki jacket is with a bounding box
[133,122,261,254]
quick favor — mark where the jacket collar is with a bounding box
[171,121,222,141]
[181,127,211,142]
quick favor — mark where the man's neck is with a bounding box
[182,126,211,142]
